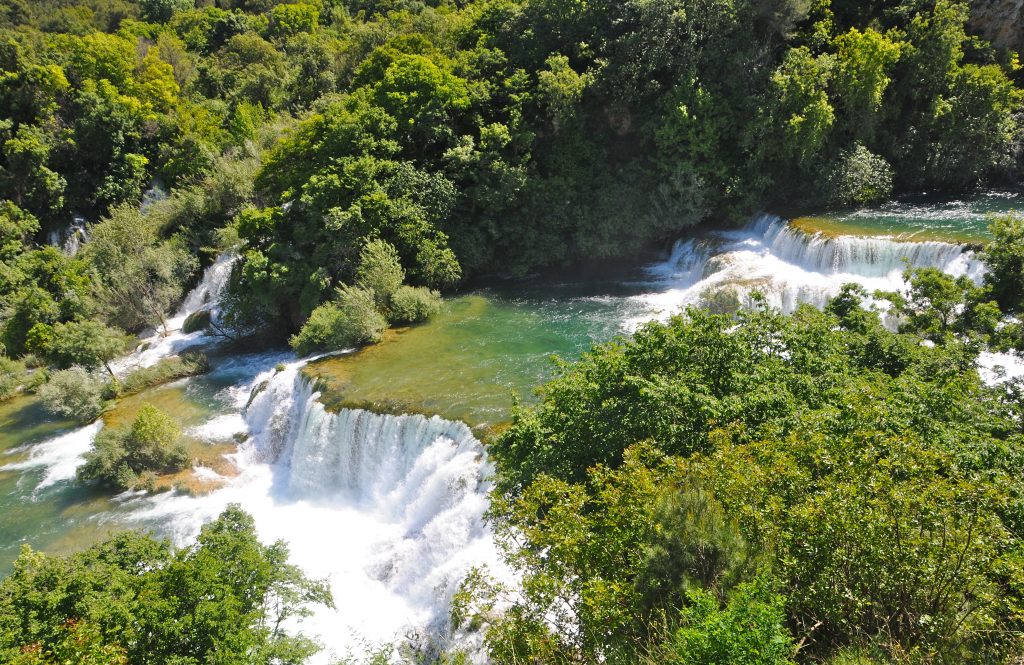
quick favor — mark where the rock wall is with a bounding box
[969,0,1024,52]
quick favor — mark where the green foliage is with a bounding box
[289,285,387,355]
[825,143,893,206]
[484,301,1024,664]
[37,366,107,422]
[83,204,197,333]
[0,354,28,400]
[389,285,440,324]
[268,3,319,39]
[981,214,1024,314]
[78,403,188,490]
[0,506,332,664]
[356,238,405,308]
[832,28,901,142]
[660,580,795,665]
[27,319,129,374]
[116,352,210,396]
[140,0,193,24]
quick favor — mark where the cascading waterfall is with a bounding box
[113,251,238,374]
[46,216,88,256]
[632,214,984,326]
[753,215,977,277]
[123,359,504,662]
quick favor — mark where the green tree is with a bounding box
[0,506,332,664]
[832,28,901,142]
[78,403,188,490]
[140,0,193,23]
[83,204,197,333]
[355,238,405,308]
[0,124,66,219]
[28,319,128,376]
[981,215,1024,314]
[268,2,319,39]
[37,366,107,422]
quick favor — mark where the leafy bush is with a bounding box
[37,367,108,422]
[825,144,893,206]
[356,238,405,308]
[78,403,189,491]
[117,353,210,396]
[0,355,28,401]
[389,285,441,324]
[289,286,387,356]
[660,581,794,665]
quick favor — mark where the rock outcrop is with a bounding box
[969,0,1024,52]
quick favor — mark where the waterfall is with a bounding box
[112,251,238,374]
[631,214,984,326]
[122,359,504,662]
[243,364,495,615]
[47,217,89,256]
[174,251,237,321]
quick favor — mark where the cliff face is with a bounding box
[969,0,1024,52]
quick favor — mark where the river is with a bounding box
[1,195,1023,661]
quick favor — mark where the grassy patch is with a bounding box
[116,353,210,397]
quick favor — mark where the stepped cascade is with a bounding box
[634,214,983,324]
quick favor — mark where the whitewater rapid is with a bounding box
[112,251,237,375]
[117,355,504,662]
[631,214,983,328]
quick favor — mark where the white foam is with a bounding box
[113,358,508,662]
[627,214,982,330]
[0,421,103,491]
[187,414,247,442]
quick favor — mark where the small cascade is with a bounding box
[634,214,984,325]
[113,252,238,374]
[754,215,974,277]
[174,251,237,322]
[47,217,88,256]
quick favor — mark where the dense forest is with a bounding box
[1,0,1024,662]
[1,0,1022,356]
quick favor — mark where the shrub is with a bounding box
[117,353,210,396]
[77,404,189,491]
[0,355,28,401]
[37,367,108,422]
[389,285,441,324]
[355,239,405,308]
[289,286,386,355]
[825,144,893,206]
[661,580,795,665]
